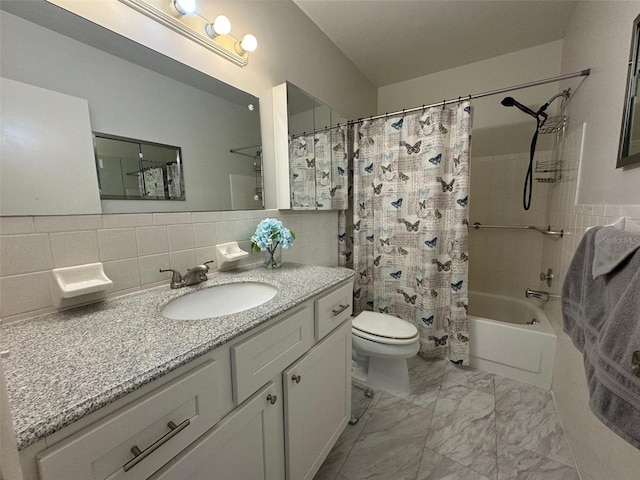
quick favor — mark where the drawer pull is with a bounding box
[332,304,350,316]
[267,394,278,405]
[292,374,301,384]
[123,419,190,472]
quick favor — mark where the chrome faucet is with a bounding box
[160,260,214,289]
[525,288,550,301]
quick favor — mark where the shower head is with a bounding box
[501,96,539,119]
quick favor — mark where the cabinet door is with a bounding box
[150,382,285,480]
[284,321,351,480]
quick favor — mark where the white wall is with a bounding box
[560,0,640,205]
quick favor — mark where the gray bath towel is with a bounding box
[562,226,640,449]
[592,227,640,279]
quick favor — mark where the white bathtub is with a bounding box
[468,291,557,389]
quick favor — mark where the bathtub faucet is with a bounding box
[525,288,550,301]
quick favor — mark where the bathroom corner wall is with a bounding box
[539,2,640,479]
[0,210,338,325]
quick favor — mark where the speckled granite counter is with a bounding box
[0,263,354,450]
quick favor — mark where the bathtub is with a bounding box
[468,291,557,389]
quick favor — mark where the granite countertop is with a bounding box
[0,263,354,450]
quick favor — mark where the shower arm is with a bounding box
[471,222,564,238]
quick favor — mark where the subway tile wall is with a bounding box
[0,209,339,324]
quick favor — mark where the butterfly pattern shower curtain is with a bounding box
[339,102,472,363]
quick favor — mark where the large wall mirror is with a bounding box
[274,82,349,211]
[617,13,640,168]
[0,1,263,215]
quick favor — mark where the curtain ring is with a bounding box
[458,96,461,105]
[442,100,446,111]
[468,94,472,101]
[422,104,426,114]
[402,108,405,117]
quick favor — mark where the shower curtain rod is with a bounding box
[289,68,590,137]
[351,68,590,125]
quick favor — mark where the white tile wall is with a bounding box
[0,209,339,324]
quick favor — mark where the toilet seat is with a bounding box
[352,311,419,345]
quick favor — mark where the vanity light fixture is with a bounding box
[119,0,257,67]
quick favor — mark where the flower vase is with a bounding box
[263,245,282,269]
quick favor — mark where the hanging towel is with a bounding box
[562,226,640,449]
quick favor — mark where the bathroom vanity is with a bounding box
[1,264,354,480]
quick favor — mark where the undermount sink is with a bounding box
[162,282,278,320]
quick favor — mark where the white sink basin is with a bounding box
[162,282,278,320]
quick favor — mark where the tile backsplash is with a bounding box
[0,209,338,324]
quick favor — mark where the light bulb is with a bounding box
[170,0,196,16]
[205,15,231,37]
[241,34,257,52]
[213,15,231,35]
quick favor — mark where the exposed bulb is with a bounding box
[236,34,257,54]
[205,15,231,37]
[170,0,196,16]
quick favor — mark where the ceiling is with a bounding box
[294,0,578,87]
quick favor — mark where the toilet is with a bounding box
[351,311,420,392]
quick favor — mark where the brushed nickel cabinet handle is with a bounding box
[332,304,350,316]
[292,374,301,384]
[123,419,190,472]
[267,394,277,405]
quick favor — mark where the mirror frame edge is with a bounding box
[616,13,640,169]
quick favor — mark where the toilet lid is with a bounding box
[352,311,418,339]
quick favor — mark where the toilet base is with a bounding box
[352,356,412,392]
[367,356,412,392]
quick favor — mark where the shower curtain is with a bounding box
[339,102,472,363]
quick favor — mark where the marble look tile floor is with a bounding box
[314,356,579,480]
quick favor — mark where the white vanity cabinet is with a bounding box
[25,279,353,480]
[284,320,351,480]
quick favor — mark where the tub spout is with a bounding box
[525,288,550,301]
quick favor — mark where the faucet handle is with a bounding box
[203,260,215,271]
[159,268,183,289]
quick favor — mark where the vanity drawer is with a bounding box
[232,304,314,404]
[37,361,225,480]
[315,281,353,340]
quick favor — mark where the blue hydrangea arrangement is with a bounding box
[251,218,295,259]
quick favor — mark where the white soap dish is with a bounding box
[52,263,113,298]
[215,242,249,270]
